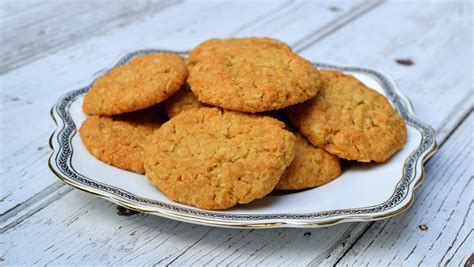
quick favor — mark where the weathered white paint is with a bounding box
[1,115,471,265]
[0,0,290,215]
[300,0,473,142]
[0,189,369,265]
[0,0,364,217]
[335,114,473,267]
[0,0,181,73]
[1,0,472,265]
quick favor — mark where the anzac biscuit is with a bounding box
[287,70,407,162]
[188,37,321,113]
[276,133,341,190]
[83,53,188,115]
[79,107,163,173]
[143,107,296,210]
[164,85,206,118]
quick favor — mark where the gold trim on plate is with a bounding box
[47,51,438,228]
[48,107,437,228]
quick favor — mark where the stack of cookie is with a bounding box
[80,37,407,210]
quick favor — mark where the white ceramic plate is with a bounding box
[49,49,437,228]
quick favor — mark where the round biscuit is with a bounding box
[143,107,296,210]
[188,38,320,113]
[79,107,163,173]
[83,53,188,115]
[164,85,206,118]
[276,133,341,190]
[287,70,407,162]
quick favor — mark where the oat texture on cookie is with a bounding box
[143,107,296,210]
[164,84,206,118]
[276,133,341,190]
[83,53,188,115]
[79,106,163,173]
[287,70,407,162]
[187,37,321,113]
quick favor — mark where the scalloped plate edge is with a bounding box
[48,49,438,228]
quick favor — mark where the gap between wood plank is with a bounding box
[0,0,183,75]
[436,95,473,142]
[0,0,383,229]
[2,3,470,265]
[164,228,216,266]
[0,183,72,233]
[332,110,473,266]
[292,0,383,52]
[5,105,468,234]
[225,1,295,37]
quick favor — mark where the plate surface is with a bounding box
[49,49,437,228]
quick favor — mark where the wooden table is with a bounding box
[1,1,472,265]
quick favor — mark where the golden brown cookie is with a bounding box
[276,133,341,190]
[164,85,206,118]
[287,70,407,162]
[143,107,296,210]
[79,107,163,173]
[83,53,188,115]
[187,37,321,113]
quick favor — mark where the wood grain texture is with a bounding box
[0,0,181,74]
[0,190,367,265]
[335,113,473,266]
[1,0,472,265]
[231,0,381,51]
[0,0,290,215]
[0,0,364,218]
[300,0,473,143]
[1,115,471,265]
[300,1,474,264]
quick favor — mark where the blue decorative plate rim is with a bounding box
[48,49,438,228]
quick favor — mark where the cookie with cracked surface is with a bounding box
[83,53,188,115]
[276,133,341,190]
[79,107,163,173]
[187,37,321,113]
[287,70,407,162]
[164,85,206,118]
[143,107,296,210]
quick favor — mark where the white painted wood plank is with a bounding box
[0,0,294,215]
[299,0,473,143]
[335,113,473,267]
[2,1,472,265]
[1,115,471,265]
[298,1,473,264]
[233,0,375,45]
[0,187,369,265]
[0,0,365,217]
[0,0,181,73]
[0,131,52,215]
